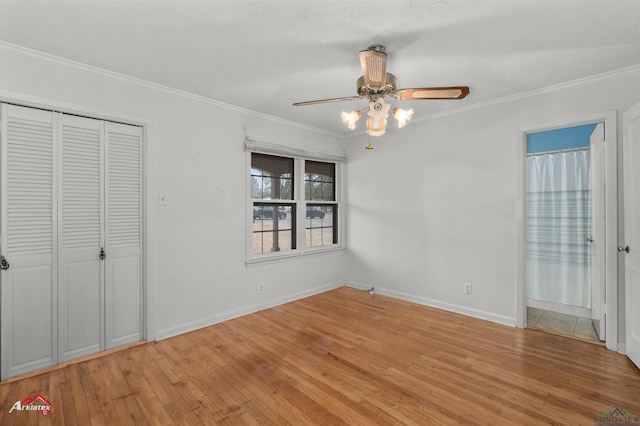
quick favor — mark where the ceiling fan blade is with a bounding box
[293,96,362,106]
[359,49,387,87]
[395,86,470,100]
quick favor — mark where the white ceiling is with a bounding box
[2,0,640,136]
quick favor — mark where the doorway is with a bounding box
[515,111,618,350]
[525,123,602,342]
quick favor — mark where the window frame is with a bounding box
[246,148,344,263]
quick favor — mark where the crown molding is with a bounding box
[413,63,640,124]
[4,41,640,137]
[0,41,344,138]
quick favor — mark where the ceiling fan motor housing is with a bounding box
[293,44,469,107]
[357,73,397,100]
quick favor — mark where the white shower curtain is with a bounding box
[527,148,591,308]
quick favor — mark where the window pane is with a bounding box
[306,204,337,248]
[252,153,294,200]
[305,161,335,201]
[253,203,295,255]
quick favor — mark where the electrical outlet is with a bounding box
[464,283,472,295]
[258,283,264,294]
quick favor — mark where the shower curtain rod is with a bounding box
[526,146,590,157]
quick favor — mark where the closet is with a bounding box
[0,103,143,379]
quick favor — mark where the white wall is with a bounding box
[346,66,640,334]
[0,44,347,340]
[3,42,640,347]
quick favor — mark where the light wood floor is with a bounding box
[1,287,639,425]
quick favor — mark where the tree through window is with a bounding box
[251,154,295,255]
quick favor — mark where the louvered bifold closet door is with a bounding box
[1,104,57,379]
[58,114,104,362]
[105,122,142,349]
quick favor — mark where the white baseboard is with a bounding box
[154,282,343,341]
[154,305,260,341]
[347,281,375,292]
[345,282,516,327]
[258,282,343,311]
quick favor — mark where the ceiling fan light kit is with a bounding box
[393,107,414,128]
[294,45,470,137]
[341,109,364,130]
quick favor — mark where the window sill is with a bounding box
[246,245,345,266]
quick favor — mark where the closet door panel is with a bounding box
[108,252,141,341]
[58,114,104,361]
[1,104,56,379]
[105,122,142,348]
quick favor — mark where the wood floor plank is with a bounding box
[0,287,639,425]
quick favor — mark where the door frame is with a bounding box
[0,89,155,344]
[622,101,640,367]
[515,110,618,351]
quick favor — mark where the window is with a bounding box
[249,152,342,259]
[305,160,337,248]
[251,154,296,255]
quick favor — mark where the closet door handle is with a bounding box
[0,255,9,270]
[618,245,630,253]
[586,236,594,243]
[99,247,106,260]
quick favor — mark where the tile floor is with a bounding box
[526,307,600,342]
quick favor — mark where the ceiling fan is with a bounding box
[293,45,470,136]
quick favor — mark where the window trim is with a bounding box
[245,137,348,163]
[246,142,345,263]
